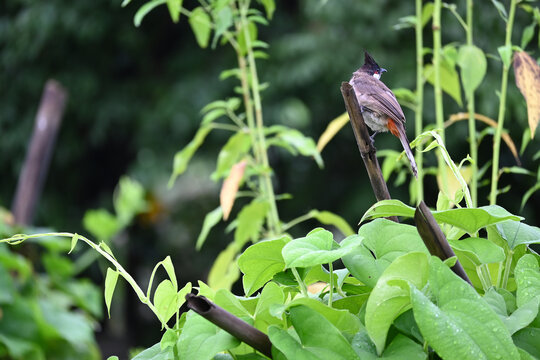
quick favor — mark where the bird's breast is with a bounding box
[361,109,389,133]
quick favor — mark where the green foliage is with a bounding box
[4,199,539,359]
[0,236,101,359]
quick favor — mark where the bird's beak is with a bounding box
[381,68,387,73]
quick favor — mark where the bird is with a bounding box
[349,51,418,178]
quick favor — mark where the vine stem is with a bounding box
[466,0,478,207]
[415,0,424,204]
[501,249,514,289]
[328,262,334,307]
[433,0,449,196]
[291,267,309,297]
[239,0,281,236]
[490,0,517,205]
[2,232,166,327]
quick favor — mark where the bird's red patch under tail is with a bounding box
[387,118,400,138]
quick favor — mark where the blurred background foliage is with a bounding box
[1,0,539,357]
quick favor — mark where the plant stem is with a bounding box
[291,267,309,297]
[282,211,315,232]
[466,0,478,207]
[476,266,490,292]
[501,249,514,289]
[415,0,425,204]
[433,0,449,196]
[490,0,517,205]
[239,0,281,236]
[328,262,334,307]
[3,232,165,326]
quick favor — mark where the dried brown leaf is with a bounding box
[446,112,520,165]
[220,160,247,220]
[513,51,540,139]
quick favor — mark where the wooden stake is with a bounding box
[12,80,67,225]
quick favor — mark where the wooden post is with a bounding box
[415,201,472,284]
[185,294,273,358]
[12,80,67,225]
[340,81,398,222]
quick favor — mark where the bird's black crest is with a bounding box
[358,51,386,76]
[363,51,379,68]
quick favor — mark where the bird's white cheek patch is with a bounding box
[373,73,381,80]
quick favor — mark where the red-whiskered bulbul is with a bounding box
[349,52,418,178]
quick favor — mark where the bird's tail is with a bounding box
[387,119,418,178]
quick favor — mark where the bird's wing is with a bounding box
[350,76,406,123]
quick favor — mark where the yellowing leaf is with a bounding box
[513,51,540,138]
[220,160,246,220]
[436,165,473,204]
[317,113,349,152]
[446,112,520,165]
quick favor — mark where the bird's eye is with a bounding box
[374,70,379,74]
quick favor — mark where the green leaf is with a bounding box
[421,2,434,27]
[496,221,540,250]
[178,311,240,359]
[132,343,175,360]
[68,233,79,254]
[237,21,257,56]
[253,282,285,330]
[433,206,522,234]
[177,282,192,309]
[208,242,241,290]
[424,61,462,107]
[212,131,251,181]
[39,299,95,348]
[491,0,508,21]
[212,6,233,47]
[392,87,417,108]
[360,199,416,223]
[285,297,361,336]
[258,0,275,19]
[498,45,513,68]
[196,207,223,250]
[161,256,178,290]
[189,7,212,48]
[366,252,429,355]
[166,0,182,23]
[282,228,361,269]
[309,210,355,236]
[273,128,323,168]
[169,125,212,186]
[134,0,167,27]
[457,45,487,98]
[514,254,540,308]
[100,241,115,257]
[214,289,252,320]
[104,268,119,318]
[521,22,537,49]
[114,176,147,227]
[83,209,120,242]
[238,236,289,296]
[343,219,429,288]
[0,264,15,304]
[449,237,505,266]
[234,200,269,247]
[411,258,519,360]
[503,296,540,335]
[160,328,177,350]
[268,306,360,360]
[513,328,540,359]
[153,280,178,325]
